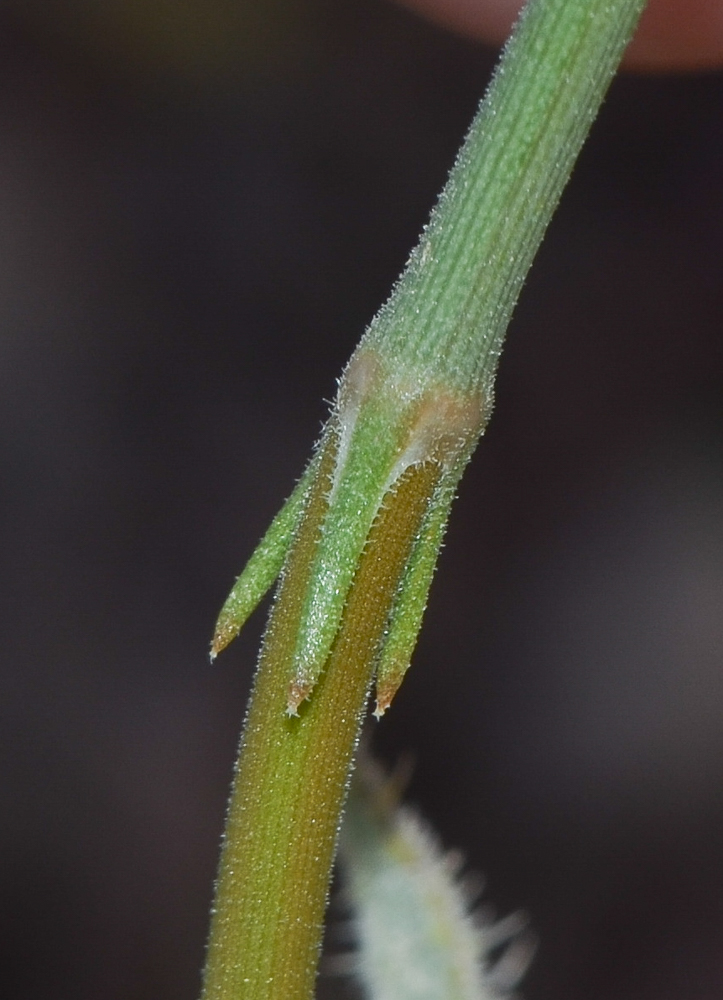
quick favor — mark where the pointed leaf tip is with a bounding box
[208,460,317,658]
[286,678,312,716]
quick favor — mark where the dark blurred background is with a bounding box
[2,1,723,998]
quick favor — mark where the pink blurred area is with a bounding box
[393,0,723,70]
[1,2,723,999]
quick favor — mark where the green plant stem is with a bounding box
[364,0,645,400]
[201,1,646,998]
[203,444,439,1000]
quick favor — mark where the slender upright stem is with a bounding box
[203,446,439,1000]
[201,1,646,998]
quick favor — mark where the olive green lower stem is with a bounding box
[201,449,439,1000]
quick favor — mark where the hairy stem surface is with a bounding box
[202,1,647,997]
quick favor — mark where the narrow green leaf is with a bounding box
[374,479,456,716]
[287,349,484,714]
[210,456,317,658]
